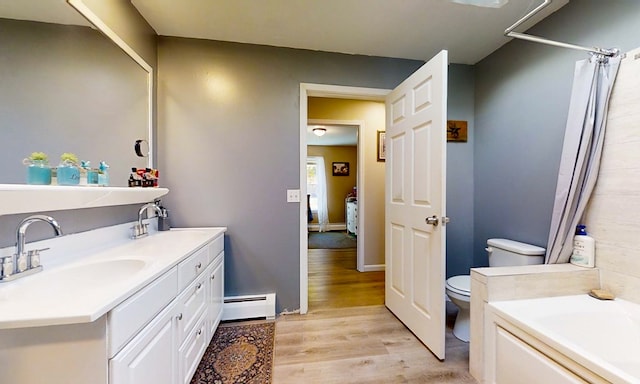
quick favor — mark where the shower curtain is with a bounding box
[546,53,621,264]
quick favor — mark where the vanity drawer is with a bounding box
[207,235,224,264]
[177,246,208,292]
[108,267,178,358]
[176,270,208,346]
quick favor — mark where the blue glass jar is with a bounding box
[57,162,80,185]
[26,160,52,185]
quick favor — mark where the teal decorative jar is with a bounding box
[26,160,52,185]
[57,153,80,186]
[57,161,80,185]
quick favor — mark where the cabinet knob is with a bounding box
[196,262,202,269]
[196,283,202,290]
[211,275,215,280]
[177,313,183,321]
[197,329,203,336]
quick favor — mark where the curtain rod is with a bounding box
[504,0,617,57]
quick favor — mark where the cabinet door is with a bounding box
[179,312,208,384]
[110,302,178,384]
[207,253,224,339]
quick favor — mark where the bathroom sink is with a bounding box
[0,259,147,301]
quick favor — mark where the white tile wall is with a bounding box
[584,46,640,304]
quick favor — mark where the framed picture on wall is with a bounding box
[377,131,386,162]
[332,162,350,176]
[447,120,468,142]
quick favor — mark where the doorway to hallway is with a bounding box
[299,84,389,315]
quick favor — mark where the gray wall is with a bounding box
[0,19,145,247]
[157,37,423,312]
[446,64,475,277]
[0,18,148,186]
[0,3,157,247]
[0,206,139,248]
[473,0,640,267]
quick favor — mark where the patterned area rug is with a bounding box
[191,322,275,384]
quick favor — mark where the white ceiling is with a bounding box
[0,0,569,64]
[131,0,569,64]
[0,0,90,26]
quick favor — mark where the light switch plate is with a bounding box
[287,189,300,203]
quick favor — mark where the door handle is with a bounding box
[425,216,439,226]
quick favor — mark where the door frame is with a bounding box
[299,83,390,314]
[307,118,364,269]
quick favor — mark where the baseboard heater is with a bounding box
[222,293,276,321]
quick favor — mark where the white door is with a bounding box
[385,50,448,359]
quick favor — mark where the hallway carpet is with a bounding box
[191,321,275,384]
[308,231,357,249]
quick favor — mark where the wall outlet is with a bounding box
[287,189,300,203]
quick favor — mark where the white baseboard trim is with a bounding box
[308,223,346,232]
[363,264,385,272]
[222,293,276,321]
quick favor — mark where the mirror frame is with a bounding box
[67,0,154,168]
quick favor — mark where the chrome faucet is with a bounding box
[0,215,63,282]
[132,201,165,239]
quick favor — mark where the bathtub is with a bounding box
[488,294,640,383]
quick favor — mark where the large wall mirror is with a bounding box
[0,0,151,187]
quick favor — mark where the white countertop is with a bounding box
[0,227,226,330]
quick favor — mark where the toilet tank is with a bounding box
[486,238,545,267]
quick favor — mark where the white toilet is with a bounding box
[446,238,546,342]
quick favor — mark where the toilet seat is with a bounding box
[446,275,470,297]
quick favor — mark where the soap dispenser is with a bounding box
[156,201,171,231]
[570,224,595,267]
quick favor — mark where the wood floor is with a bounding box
[272,247,477,383]
[308,248,385,310]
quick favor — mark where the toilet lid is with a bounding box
[446,275,470,295]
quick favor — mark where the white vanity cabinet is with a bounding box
[109,234,225,384]
[0,227,227,384]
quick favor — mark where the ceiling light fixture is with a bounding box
[312,127,327,137]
